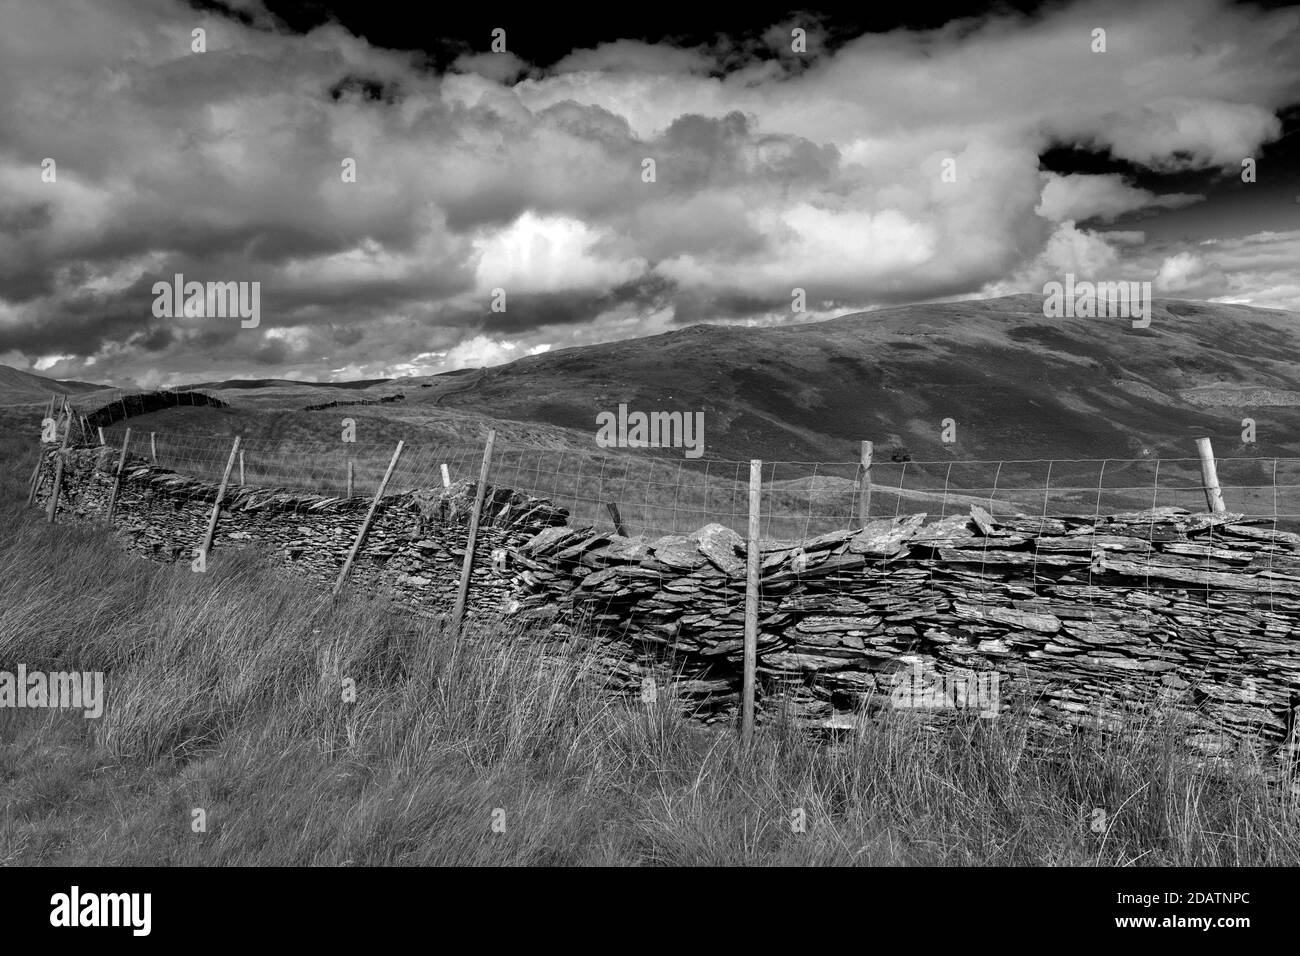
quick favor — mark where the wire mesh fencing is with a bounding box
[87,425,1300,541]
[98,425,486,499]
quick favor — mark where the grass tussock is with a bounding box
[1,436,1298,865]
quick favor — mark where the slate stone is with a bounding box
[694,523,745,576]
[37,443,1300,761]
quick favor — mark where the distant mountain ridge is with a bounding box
[0,365,106,403]
[10,294,1299,473]
[408,293,1300,465]
[190,377,392,391]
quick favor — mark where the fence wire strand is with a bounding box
[39,419,1300,610]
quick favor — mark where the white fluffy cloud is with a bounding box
[473,213,646,294]
[1155,252,1208,292]
[441,335,550,370]
[982,226,1300,314]
[1037,174,1203,223]
[656,203,936,297]
[0,0,1297,384]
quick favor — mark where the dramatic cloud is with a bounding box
[980,224,1300,314]
[1,0,1297,386]
[1036,174,1203,223]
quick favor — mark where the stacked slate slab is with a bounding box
[33,444,1300,767]
[32,445,567,619]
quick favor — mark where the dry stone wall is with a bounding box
[84,390,227,428]
[33,444,1300,765]
[34,446,567,620]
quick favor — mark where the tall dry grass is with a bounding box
[1,429,1297,865]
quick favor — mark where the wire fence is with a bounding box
[81,423,1300,542]
[106,428,487,501]
[28,404,1300,743]
[23,386,1300,537]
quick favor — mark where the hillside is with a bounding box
[25,294,1298,470]
[417,294,1300,465]
[12,293,1299,519]
[192,377,392,391]
[0,364,106,404]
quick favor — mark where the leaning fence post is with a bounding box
[26,399,56,506]
[1195,437,1227,514]
[150,431,157,464]
[26,451,43,506]
[333,441,404,597]
[44,406,73,523]
[742,459,762,747]
[856,440,873,527]
[606,501,630,537]
[196,436,241,562]
[26,453,42,505]
[105,427,132,525]
[97,426,105,446]
[451,430,497,633]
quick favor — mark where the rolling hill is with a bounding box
[0,365,106,404]
[10,293,1300,523]
[36,293,1295,471]
[394,294,1298,465]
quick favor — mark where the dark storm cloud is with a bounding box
[0,0,1297,386]
[672,290,792,325]
[250,339,290,364]
[478,274,678,333]
[0,201,53,234]
[131,325,178,353]
[328,324,366,347]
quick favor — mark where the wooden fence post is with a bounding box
[239,450,245,486]
[742,459,762,747]
[45,406,73,523]
[856,440,873,527]
[346,459,354,497]
[105,427,132,525]
[451,430,497,633]
[25,449,44,506]
[97,426,105,446]
[26,454,43,505]
[1195,437,1227,514]
[440,463,450,489]
[150,431,157,464]
[333,441,404,597]
[606,501,630,537]
[26,397,57,505]
[196,436,241,561]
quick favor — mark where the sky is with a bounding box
[1,0,1298,387]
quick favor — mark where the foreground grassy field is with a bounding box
[2,432,1298,866]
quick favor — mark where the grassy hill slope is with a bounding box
[421,294,1300,465]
